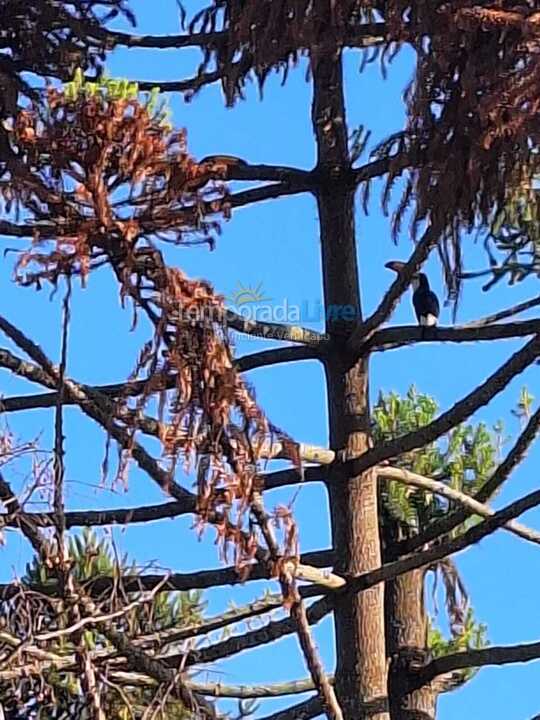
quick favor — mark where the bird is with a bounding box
[411,273,440,327]
[384,261,440,326]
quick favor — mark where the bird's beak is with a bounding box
[385,261,407,274]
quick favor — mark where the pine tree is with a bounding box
[1,3,540,720]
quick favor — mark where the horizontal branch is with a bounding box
[218,160,313,186]
[0,346,319,414]
[416,639,540,688]
[191,677,321,699]
[106,22,387,52]
[0,549,335,599]
[257,696,323,720]
[108,673,322,698]
[366,319,540,354]
[377,465,540,546]
[0,467,324,532]
[225,310,328,346]
[350,336,540,474]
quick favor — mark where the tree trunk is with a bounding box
[311,18,389,718]
[386,566,438,720]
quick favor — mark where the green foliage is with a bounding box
[428,607,489,684]
[3,529,204,719]
[373,386,499,534]
[63,67,139,103]
[483,183,540,289]
[374,386,492,685]
[61,69,172,130]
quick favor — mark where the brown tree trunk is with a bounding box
[385,566,438,720]
[311,19,389,718]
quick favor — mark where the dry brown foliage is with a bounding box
[4,83,300,571]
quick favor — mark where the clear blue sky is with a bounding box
[1,2,540,717]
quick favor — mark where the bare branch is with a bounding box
[350,486,540,595]
[250,493,343,720]
[224,310,328,346]
[350,336,540,475]
[256,696,323,720]
[105,22,387,52]
[179,596,333,668]
[0,346,320,414]
[187,677,323,699]
[0,467,324,532]
[462,296,540,328]
[416,639,540,688]
[98,619,217,719]
[366,319,540,354]
[377,465,540,546]
[107,674,323,698]
[397,405,540,555]
[0,549,335,599]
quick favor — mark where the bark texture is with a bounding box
[311,9,389,716]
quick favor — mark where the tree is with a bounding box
[0,527,203,718]
[1,2,540,720]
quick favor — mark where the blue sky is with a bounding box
[1,1,540,718]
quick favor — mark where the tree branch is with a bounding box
[0,550,335,599]
[349,486,540,595]
[224,310,328,346]
[0,467,324,532]
[395,405,540,556]
[0,346,320,414]
[349,336,540,474]
[415,639,540,688]
[366,320,540,354]
[257,696,323,720]
[173,596,333,669]
[462,296,540,328]
[377,465,540,546]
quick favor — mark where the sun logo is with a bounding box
[227,281,271,307]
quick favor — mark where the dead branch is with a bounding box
[256,696,322,720]
[0,550,335,599]
[0,346,321,414]
[250,493,343,719]
[0,467,324,531]
[462,296,540,328]
[223,309,328,346]
[349,486,540,595]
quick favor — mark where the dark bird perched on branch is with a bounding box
[411,273,440,327]
[385,261,440,326]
